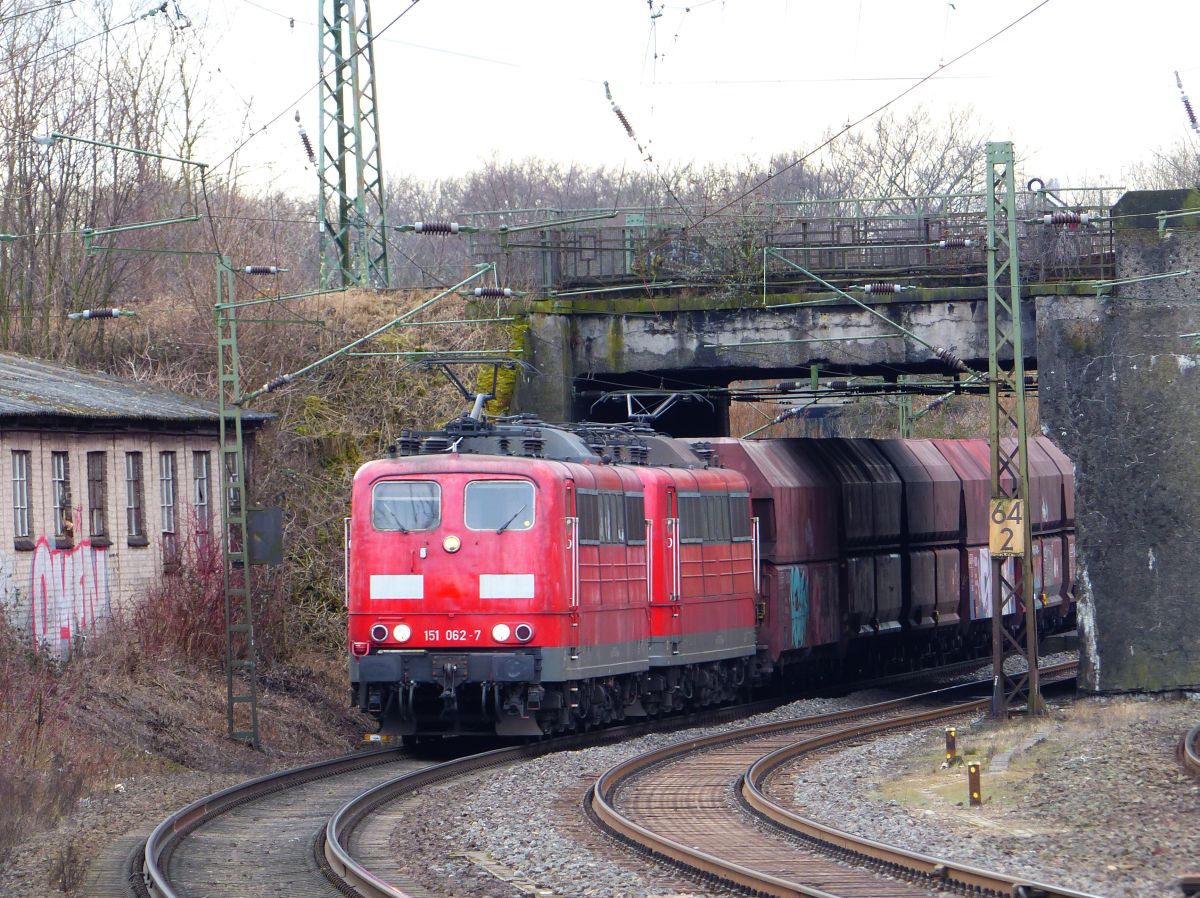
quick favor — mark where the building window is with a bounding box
[87,451,109,541]
[51,451,73,544]
[126,452,147,546]
[160,451,178,565]
[11,450,31,542]
[193,450,211,532]
[224,451,241,514]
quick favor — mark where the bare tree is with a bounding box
[812,106,987,215]
[1125,138,1200,190]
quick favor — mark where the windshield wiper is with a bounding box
[382,506,408,533]
[496,503,528,534]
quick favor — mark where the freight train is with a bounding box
[346,414,1073,737]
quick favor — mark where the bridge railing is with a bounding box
[464,188,1118,297]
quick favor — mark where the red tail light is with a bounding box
[351,641,369,657]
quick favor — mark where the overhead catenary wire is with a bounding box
[685,0,1054,231]
[0,7,144,82]
[206,0,423,174]
[603,81,695,228]
[0,0,74,25]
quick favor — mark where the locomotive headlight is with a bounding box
[443,534,462,553]
[514,623,534,643]
[370,624,388,642]
[392,623,412,643]
[491,623,511,642]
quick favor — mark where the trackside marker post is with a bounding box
[968,762,982,806]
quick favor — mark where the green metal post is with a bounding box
[216,256,260,746]
[897,375,914,438]
[984,142,1041,719]
[318,0,390,289]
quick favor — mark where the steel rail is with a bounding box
[741,692,1103,897]
[324,743,534,898]
[1183,723,1200,777]
[319,663,1021,895]
[138,693,779,898]
[142,747,404,898]
[321,697,784,896]
[590,663,1087,898]
[138,663,1052,898]
[589,695,980,897]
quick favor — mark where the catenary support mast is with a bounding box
[317,0,390,288]
[985,141,1042,718]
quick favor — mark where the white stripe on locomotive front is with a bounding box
[479,573,536,599]
[370,574,425,600]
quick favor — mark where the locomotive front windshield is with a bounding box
[372,480,441,531]
[465,480,535,532]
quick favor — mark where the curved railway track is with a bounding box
[1183,723,1200,778]
[141,747,430,898]
[589,664,1103,898]
[136,663,1077,898]
[139,700,777,898]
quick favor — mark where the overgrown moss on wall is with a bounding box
[606,316,624,371]
[477,318,530,417]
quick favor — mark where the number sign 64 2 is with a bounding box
[989,498,1025,557]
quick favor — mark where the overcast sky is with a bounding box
[192,0,1199,194]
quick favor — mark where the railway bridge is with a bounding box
[463,186,1200,697]
[465,188,1116,433]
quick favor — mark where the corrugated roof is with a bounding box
[0,352,273,426]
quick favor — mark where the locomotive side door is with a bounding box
[664,487,682,650]
[564,481,579,611]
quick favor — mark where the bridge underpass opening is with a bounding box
[571,372,731,437]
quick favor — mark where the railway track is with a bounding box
[1183,723,1200,778]
[589,663,1103,898]
[137,699,776,898]
[140,747,431,898]
[136,662,1075,898]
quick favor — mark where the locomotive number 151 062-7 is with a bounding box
[423,629,482,642]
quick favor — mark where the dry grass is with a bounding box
[0,612,373,871]
[0,627,119,868]
[874,698,1148,817]
[0,506,379,870]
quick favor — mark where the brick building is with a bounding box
[0,352,271,658]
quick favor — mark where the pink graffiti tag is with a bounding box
[29,536,111,657]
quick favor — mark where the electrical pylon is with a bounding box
[317,0,390,288]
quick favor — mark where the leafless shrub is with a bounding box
[133,521,226,665]
[50,843,84,893]
[0,624,115,868]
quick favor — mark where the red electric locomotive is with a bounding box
[348,417,757,736]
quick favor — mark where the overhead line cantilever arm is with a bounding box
[35,131,207,170]
[238,264,495,404]
[224,286,348,312]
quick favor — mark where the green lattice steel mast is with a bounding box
[216,256,260,746]
[985,141,1042,719]
[318,0,390,288]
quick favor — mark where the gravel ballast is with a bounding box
[4,676,1196,898]
[393,690,1200,898]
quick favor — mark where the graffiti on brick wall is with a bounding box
[28,536,112,657]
